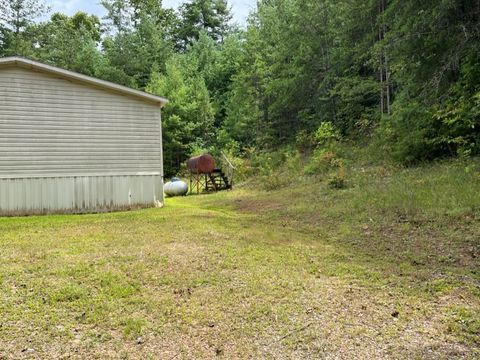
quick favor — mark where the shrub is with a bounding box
[295,130,316,154]
[328,166,347,189]
[245,148,305,190]
[378,96,480,165]
[219,146,254,183]
[304,149,343,175]
[314,121,339,146]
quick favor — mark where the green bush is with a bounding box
[302,122,345,176]
[295,130,315,154]
[377,96,480,165]
[304,149,343,175]
[328,166,348,189]
[390,104,440,164]
[314,121,339,146]
[245,148,305,190]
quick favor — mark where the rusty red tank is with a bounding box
[187,154,216,174]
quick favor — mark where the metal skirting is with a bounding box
[0,175,164,216]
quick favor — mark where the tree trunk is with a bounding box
[378,0,390,115]
[379,1,384,114]
[385,52,391,115]
[383,0,391,115]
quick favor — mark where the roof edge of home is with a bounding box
[0,56,169,107]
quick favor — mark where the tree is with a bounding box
[146,55,215,175]
[101,0,174,88]
[175,0,232,50]
[222,20,271,149]
[101,0,134,33]
[34,12,102,75]
[0,0,48,55]
[380,0,480,162]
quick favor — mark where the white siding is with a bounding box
[0,64,165,215]
[0,175,163,216]
[0,66,162,177]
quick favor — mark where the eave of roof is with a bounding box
[0,57,169,107]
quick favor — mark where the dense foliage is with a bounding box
[1,0,479,175]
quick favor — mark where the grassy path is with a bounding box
[0,160,479,359]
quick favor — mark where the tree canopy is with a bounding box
[1,0,478,175]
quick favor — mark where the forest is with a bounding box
[1,0,479,175]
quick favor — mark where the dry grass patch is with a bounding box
[0,159,479,359]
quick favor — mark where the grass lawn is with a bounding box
[0,159,479,359]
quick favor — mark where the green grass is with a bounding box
[0,158,479,358]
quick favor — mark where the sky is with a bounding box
[48,0,256,25]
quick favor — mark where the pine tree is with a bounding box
[0,0,48,55]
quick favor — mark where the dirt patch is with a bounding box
[233,196,288,214]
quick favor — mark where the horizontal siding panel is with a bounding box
[0,139,159,146]
[1,71,157,104]
[0,123,158,133]
[0,160,160,166]
[0,66,162,178]
[0,128,159,138]
[0,175,164,215]
[0,93,158,110]
[0,157,160,163]
[0,160,157,166]
[1,170,161,177]
[0,104,157,117]
[0,170,161,177]
[0,158,160,164]
[0,144,157,150]
[0,150,158,156]
[0,116,158,129]
[1,90,157,104]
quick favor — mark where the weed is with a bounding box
[446,307,480,345]
[121,318,146,339]
[49,283,89,303]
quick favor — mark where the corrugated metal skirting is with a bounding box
[0,175,163,216]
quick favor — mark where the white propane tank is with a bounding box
[164,178,188,197]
